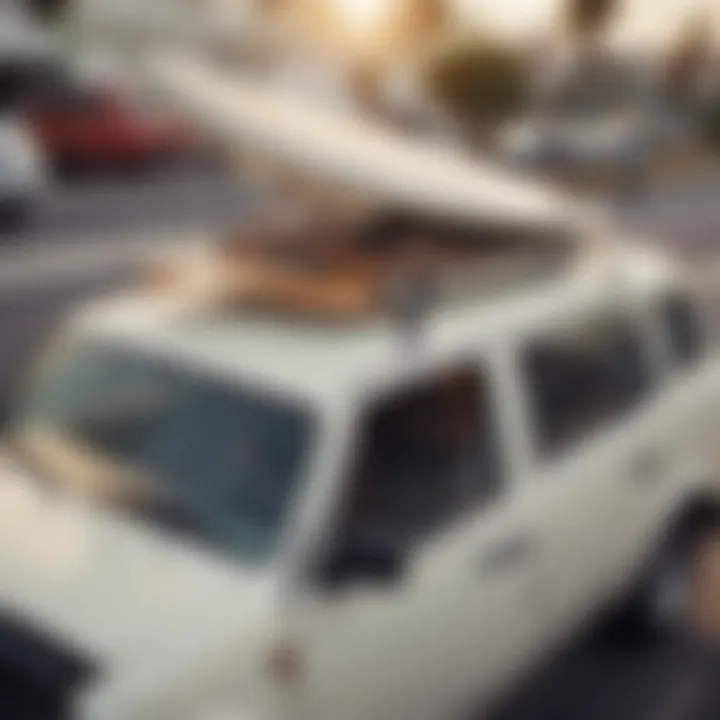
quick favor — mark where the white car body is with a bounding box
[2,58,720,720]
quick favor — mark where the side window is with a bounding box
[659,294,705,368]
[524,317,652,455]
[344,367,503,548]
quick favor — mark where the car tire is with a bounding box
[619,512,720,644]
[0,198,31,235]
[52,155,84,181]
[115,152,155,177]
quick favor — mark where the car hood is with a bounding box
[0,455,274,676]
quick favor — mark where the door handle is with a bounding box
[478,532,536,577]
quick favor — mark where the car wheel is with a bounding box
[623,515,720,643]
[0,199,31,235]
[52,155,85,181]
[680,525,720,639]
[115,152,154,177]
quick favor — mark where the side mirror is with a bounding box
[318,531,404,589]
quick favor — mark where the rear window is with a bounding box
[659,295,705,368]
[523,317,652,455]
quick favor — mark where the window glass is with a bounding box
[15,341,314,564]
[660,295,705,367]
[524,317,651,454]
[344,367,502,550]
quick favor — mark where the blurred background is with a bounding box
[3,0,720,717]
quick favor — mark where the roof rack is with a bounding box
[148,211,578,322]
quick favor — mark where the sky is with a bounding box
[454,0,720,48]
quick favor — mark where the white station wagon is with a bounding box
[1,58,720,720]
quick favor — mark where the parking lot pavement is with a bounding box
[612,169,720,261]
[1,164,265,246]
[0,228,207,289]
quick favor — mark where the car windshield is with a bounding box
[14,341,314,564]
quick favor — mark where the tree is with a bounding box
[423,36,530,137]
[664,16,714,105]
[565,0,618,40]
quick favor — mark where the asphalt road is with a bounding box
[2,164,262,244]
[3,165,720,720]
[491,626,720,720]
[615,169,720,261]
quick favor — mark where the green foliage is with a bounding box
[664,17,713,102]
[423,38,529,127]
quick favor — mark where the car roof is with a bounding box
[73,242,678,408]
[74,299,554,407]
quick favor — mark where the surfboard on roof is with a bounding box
[148,53,576,232]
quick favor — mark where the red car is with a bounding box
[25,85,196,173]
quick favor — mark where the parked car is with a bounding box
[499,109,694,195]
[0,118,45,231]
[2,64,720,720]
[24,83,196,174]
[0,11,57,113]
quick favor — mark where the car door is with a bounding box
[295,363,546,720]
[516,309,659,637]
[646,293,720,515]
